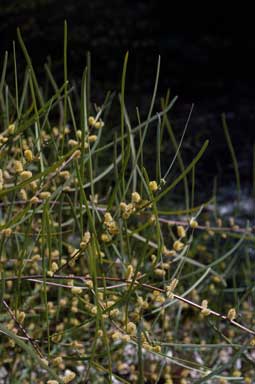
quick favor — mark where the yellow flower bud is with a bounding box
[63,370,76,383]
[143,342,153,351]
[59,170,70,179]
[80,231,91,249]
[232,370,241,377]
[155,268,166,277]
[91,306,97,315]
[162,246,176,257]
[120,202,135,219]
[14,160,23,173]
[51,262,58,273]
[0,135,8,143]
[52,127,59,137]
[31,254,41,262]
[112,331,122,340]
[1,228,12,237]
[96,329,103,337]
[201,299,211,316]
[16,311,26,324]
[127,321,136,335]
[166,278,179,299]
[71,287,83,295]
[227,308,236,321]
[30,196,39,204]
[177,225,186,238]
[131,192,141,203]
[110,308,120,317]
[94,121,104,129]
[29,180,38,191]
[7,123,15,135]
[149,180,158,192]
[64,125,70,135]
[76,129,82,139]
[173,240,185,252]
[20,170,32,180]
[88,135,97,143]
[104,212,113,223]
[121,334,131,342]
[101,233,112,243]
[85,280,93,289]
[24,149,33,161]
[190,218,198,229]
[39,191,51,200]
[68,139,78,147]
[88,116,96,126]
[153,345,161,353]
[19,188,27,201]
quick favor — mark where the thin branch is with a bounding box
[2,299,44,358]
[2,274,255,337]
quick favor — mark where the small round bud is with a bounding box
[101,233,112,243]
[52,127,59,137]
[177,225,186,238]
[131,192,141,203]
[63,370,76,383]
[68,139,78,147]
[7,123,15,135]
[24,149,33,162]
[30,196,39,204]
[227,308,236,321]
[190,218,198,229]
[71,287,83,295]
[76,129,82,139]
[149,180,158,192]
[20,170,32,180]
[127,321,137,336]
[16,311,26,324]
[1,228,12,237]
[14,160,23,173]
[88,116,96,126]
[39,191,51,200]
[112,331,122,340]
[88,135,97,143]
[201,299,211,316]
[173,240,185,252]
[94,121,104,129]
[153,345,161,353]
[51,262,58,273]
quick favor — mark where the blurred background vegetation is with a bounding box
[0,0,255,191]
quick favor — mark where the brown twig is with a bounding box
[2,299,44,358]
[2,274,255,337]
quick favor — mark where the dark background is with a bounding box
[0,1,255,191]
